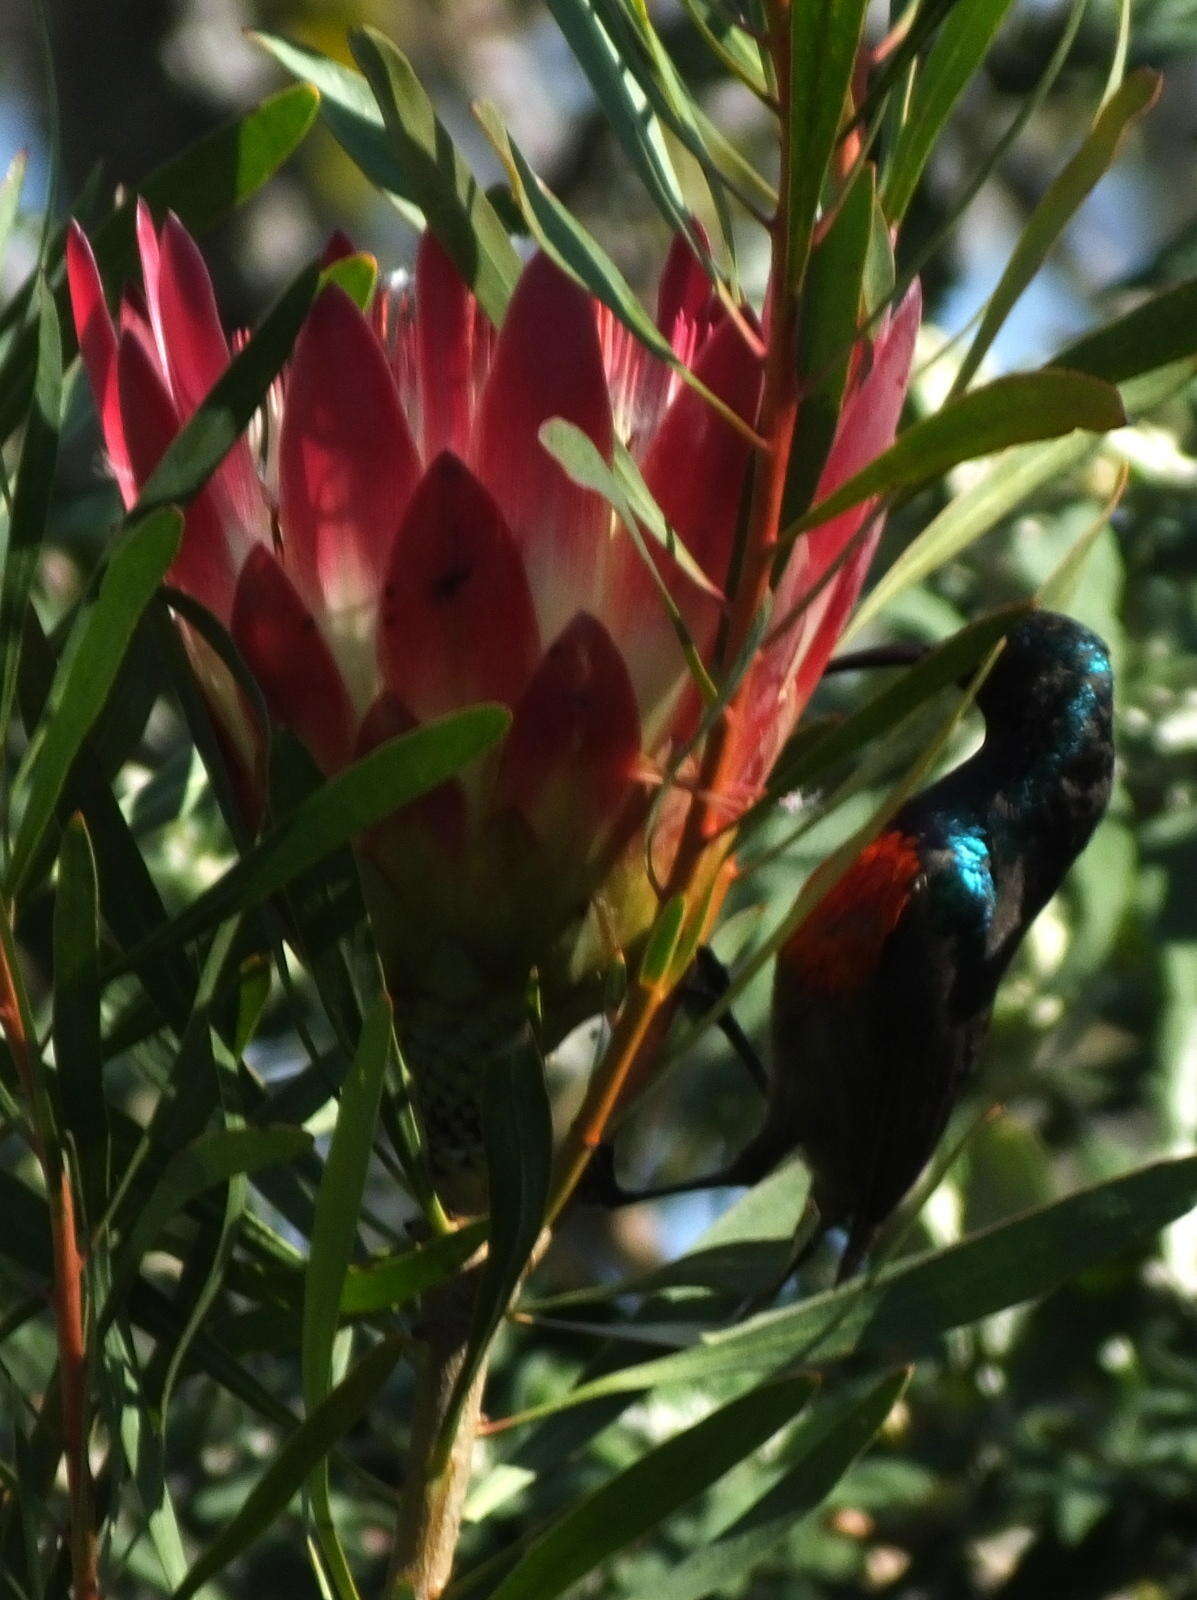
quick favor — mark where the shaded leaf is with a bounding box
[135,261,320,517]
[104,1124,311,1332]
[1054,275,1197,384]
[486,1374,814,1600]
[114,705,509,970]
[649,1370,910,1600]
[53,815,108,1224]
[441,1026,551,1455]
[514,1155,1197,1418]
[1,277,61,755]
[171,1334,405,1600]
[7,509,182,895]
[302,994,393,1598]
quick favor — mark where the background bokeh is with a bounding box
[3,2,1197,1594]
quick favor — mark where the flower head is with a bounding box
[68,208,917,997]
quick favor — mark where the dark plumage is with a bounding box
[585,612,1114,1282]
[762,611,1115,1276]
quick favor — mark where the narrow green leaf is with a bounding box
[302,995,393,1599]
[952,69,1162,394]
[476,103,755,444]
[883,0,1019,222]
[135,261,320,518]
[171,1334,404,1600]
[639,896,687,990]
[104,1125,311,1332]
[253,34,425,228]
[114,705,508,971]
[487,1374,814,1600]
[782,369,1126,548]
[651,1371,909,1600]
[1,277,61,755]
[0,150,27,277]
[104,1322,193,1592]
[763,605,1033,810]
[441,1027,551,1457]
[786,0,870,289]
[349,27,521,324]
[7,508,182,895]
[52,815,108,1224]
[842,433,1096,641]
[515,1155,1197,1419]
[783,164,874,522]
[1037,476,1125,610]
[541,420,720,600]
[341,1224,486,1317]
[477,102,675,368]
[539,419,719,703]
[528,1157,813,1313]
[0,86,319,443]
[546,0,690,233]
[111,85,320,267]
[1053,276,1197,385]
[15,607,196,1027]
[678,0,770,99]
[321,251,377,312]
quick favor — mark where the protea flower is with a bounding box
[66,207,918,1025]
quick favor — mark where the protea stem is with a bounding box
[662,4,801,900]
[386,1266,486,1600]
[545,4,804,1203]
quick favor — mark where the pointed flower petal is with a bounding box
[473,253,614,648]
[497,612,641,859]
[736,281,922,790]
[355,691,468,854]
[231,544,357,774]
[379,452,539,723]
[278,284,421,619]
[116,328,236,618]
[417,231,482,462]
[66,222,134,504]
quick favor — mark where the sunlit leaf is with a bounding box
[951,69,1161,394]
[254,33,425,228]
[782,369,1126,548]
[350,26,521,324]
[883,0,1020,223]
[786,0,869,289]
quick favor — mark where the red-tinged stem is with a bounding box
[0,920,99,1600]
[661,1,801,902]
[545,4,805,1225]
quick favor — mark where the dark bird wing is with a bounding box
[766,826,995,1273]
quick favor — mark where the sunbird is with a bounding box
[590,611,1115,1282]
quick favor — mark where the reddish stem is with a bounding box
[0,922,99,1600]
